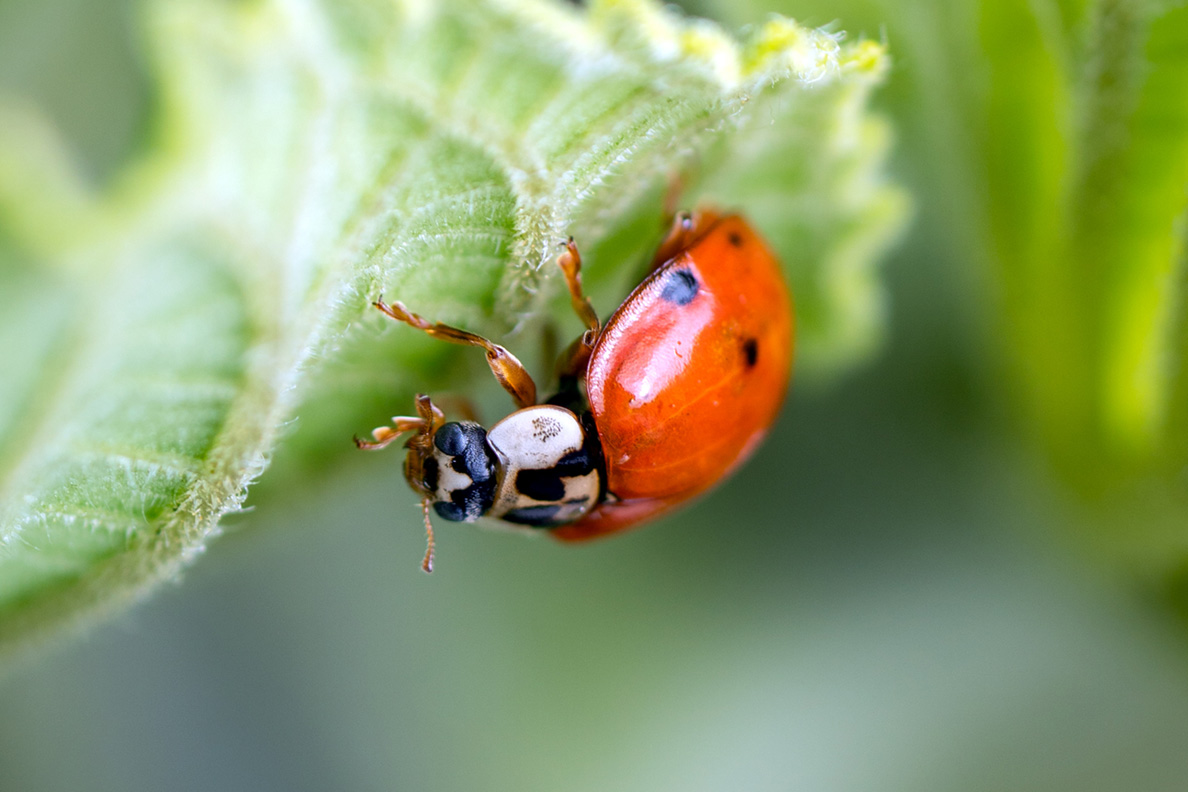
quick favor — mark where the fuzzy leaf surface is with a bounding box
[0,0,902,652]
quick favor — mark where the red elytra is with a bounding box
[356,209,794,571]
[553,212,794,540]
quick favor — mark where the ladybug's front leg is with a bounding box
[353,415,430,450]
[373,299,537,409]
[354,394,444,451]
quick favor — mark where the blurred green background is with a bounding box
[5,0,1188,790]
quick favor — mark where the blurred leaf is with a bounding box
[983,0,1188,493]
[922,0,1188,573]
[0,0,902,652]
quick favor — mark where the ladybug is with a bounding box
[356,209,794,571]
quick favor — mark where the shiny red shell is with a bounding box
[551,213,794,541]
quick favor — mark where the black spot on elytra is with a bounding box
[743,337,759,368]
[727,231,744,247]
[502,504,563,528]
[660,268,699,306]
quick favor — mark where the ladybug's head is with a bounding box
[357,394,499,572]
[407,421,498,523]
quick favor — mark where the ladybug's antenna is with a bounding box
[420,498,436,574]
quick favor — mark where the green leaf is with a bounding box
[965,0,1188,572]
[0,0,902,653]
[981,0,1188,485]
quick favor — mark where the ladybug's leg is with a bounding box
[556,335,593,381]
[353,415,429,450]
[354,393,442,574]
[650,211,697,270]
[407,395,444,574]
[354,394,445,450]
[555,238,601,380]
[399,393,444,496]
[557,238,600,335]
[373,299,537,409]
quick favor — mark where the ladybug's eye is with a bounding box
[435,423,469,455]
[434,501,467,522]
